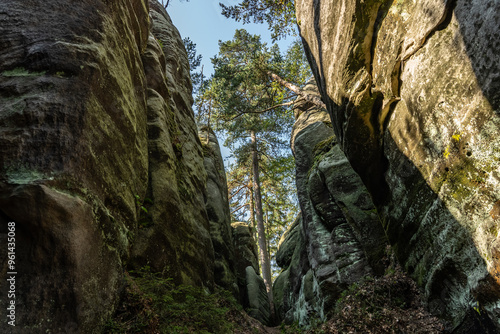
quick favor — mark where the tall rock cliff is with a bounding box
[273,80,387,326]
[296,0,500,331]
[199,126,238,296]
[0,1,216,332]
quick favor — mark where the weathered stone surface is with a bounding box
[129,2,214,288]
[276,214,301,268]
[297,0,500,330]
[232,222,260,276]
[199,126,238,296]
[0,0,149,332]
[0,1,214,332]
[273,215,310,324]
[245,266,271,325]
[232,222,260,304]
[231,222,272,324]
[274,81,387,326]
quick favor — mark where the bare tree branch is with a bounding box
[230,100,296,120]
[268,71,326,109]
[231,202,249,214]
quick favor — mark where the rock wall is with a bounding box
[130,0,214,288]
[0,1,215,332]
[232,222,271,325]
[296,0,500,331]
[199,126,238,296]
[198,127,271,324]
[273,80,387,326]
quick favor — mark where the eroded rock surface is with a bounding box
[296,0,500,331]
[199,126,238,297]
[0,1,214,332]
[232,222,270,324]
[129,1,214,288]
[274,81,387,326]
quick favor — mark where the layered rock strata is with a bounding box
[273,80,387,326]
[0,1,214,332]
[296,0,500,331]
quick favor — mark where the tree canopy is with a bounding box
[183,37,204,91]
[194,30,313,305]
[220,0,296,41]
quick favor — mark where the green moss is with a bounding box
[105,267,242,334]
[313,136,336,158]
[2,67,46,77]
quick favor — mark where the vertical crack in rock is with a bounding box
[297,0,500,330]
[401,0,457,63]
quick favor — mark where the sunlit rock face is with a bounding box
[0,0,214,332]
[296,0,500,331]
[273,81,387,326]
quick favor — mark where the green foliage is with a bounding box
[473,301,481,315]
[105,267,242,334]
[155,37,164,49]
[196,30,310,131]
[135,195,154,228]
[135,195,152,214]
[220,0,297,41]
[196,30,309,279]
[183,37,204,91]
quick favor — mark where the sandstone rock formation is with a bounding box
[296,0,500,331]
[199,126,238,297]
[232,222,271,325]
[130,0,214,288]
[274,80,387,326]
[0,1,215,332]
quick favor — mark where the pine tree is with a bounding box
[220,0,296,41]
[197,29,312,319]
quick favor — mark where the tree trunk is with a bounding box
[250,130,275,320]
[249,169,257,239]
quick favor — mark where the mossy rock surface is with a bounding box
[296,0,500,330]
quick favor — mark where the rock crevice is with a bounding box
[296,0,500,331]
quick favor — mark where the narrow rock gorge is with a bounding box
[0,1,269,332]
[0,0,499,333]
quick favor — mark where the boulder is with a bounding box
[245,266,271,325]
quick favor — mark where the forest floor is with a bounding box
[104,265,446,334]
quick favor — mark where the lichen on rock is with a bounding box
[296,0,500,330]
[0,0,216,332]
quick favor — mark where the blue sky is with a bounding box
[166,0,295,165]
[167,0,293,76]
